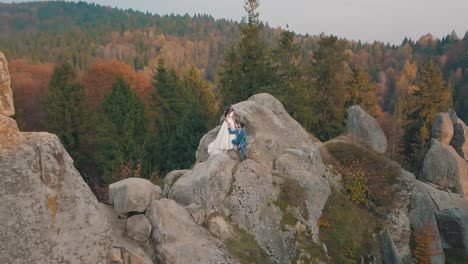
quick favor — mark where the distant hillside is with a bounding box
[0,1,245,79]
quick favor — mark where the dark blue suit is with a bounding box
[228,127,247,160]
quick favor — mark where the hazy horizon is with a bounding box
[2,0,468,44]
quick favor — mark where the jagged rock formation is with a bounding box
[421,110,468,196]
[0,52,113,264]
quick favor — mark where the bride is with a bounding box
[208,105,237,156]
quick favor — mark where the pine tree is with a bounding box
[403,60,452,171]
[150,59,188,173]
[270,29,311,127]
[310,34,350,141]
[94,76,148,183]
[217,0,273,106]
[44,62,85,162]
[166,108,207,170]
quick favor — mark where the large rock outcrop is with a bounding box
[0,52,112,263]
[196,93,317,170]
[0,132,113,263]
[421,139,468,195]
[0,51,14,117]
[346,105,387,154]
[146,199,238,264]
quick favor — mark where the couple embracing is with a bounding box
[207,105,247,160]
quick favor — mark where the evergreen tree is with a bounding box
[217,0,273,106]
[166,108,207,170]
[44,62,85,162]
[150,59,187,173]
[345,64,377,115]
[403,60,452,171]
[94,76,148,183]
[310,34,350,141]
[270,29,311,127]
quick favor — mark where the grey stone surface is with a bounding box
[0,132,112,264]
[432,112,454,144]
[100,204,155,263]
[196,126,219,162]
[0,114,19,147]
[421,139,468,195]
[196,93,316,170]
[346,105,387,154]
[162,169,188,197]
[275,147,331,242]
[168,153,236,212]
[379,230,403,264]
[109,178,162,214]
[126,214,152,243]
[224,160,294,263]
[146,199,238,264]
[409,179,446,263]
[435,208,468,252]
[185,203,206,226]
[0,51,14,117]
[451,118,468,159]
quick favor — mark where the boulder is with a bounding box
[196,93,316,169]
[207,216,235,241]
[346,105,387,154]
[126,214,152,243]
[0,132,112,263]
[224,160,295,263]
[435,208,468,252]
[162,169,188,197]
[421,139,468,195]
[145,199,238,264]
[0,51,14,117]
[451,118,468,159]
[109,178,162,214]
[168,153,236,212]
[432,112,454,144]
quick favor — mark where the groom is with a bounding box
[228,121,247,160]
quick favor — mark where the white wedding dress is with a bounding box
[208,111,236,156]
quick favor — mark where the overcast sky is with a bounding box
[4,0,468,44]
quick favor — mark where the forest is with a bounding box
[1,1,467,195]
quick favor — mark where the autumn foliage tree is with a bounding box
[403,60,452,170]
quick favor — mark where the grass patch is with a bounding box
[319,191,383,263]
[323,142,401,209]
[291,229,328,263]
[273,177,309,230]
[225,227,271,264]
